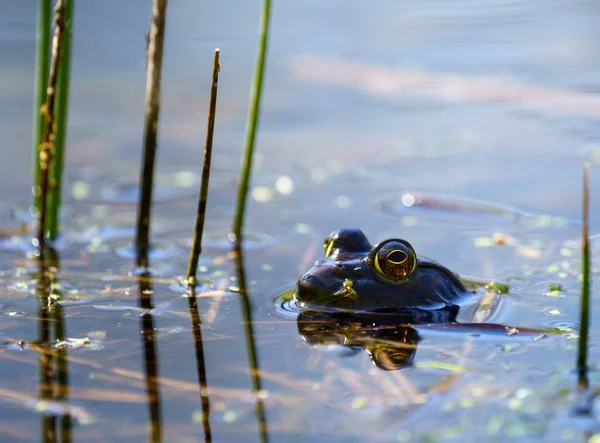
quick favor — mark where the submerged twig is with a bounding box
[577,163,591,389]
[47,0,74,241]
[186,49,220,287]
[231,0,271,247]
[36,0,68,252]
[32,0,52,210]
[136,0,168,268]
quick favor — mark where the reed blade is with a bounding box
[231,0,271,247]
[577,163,591,389]
[47,0,74,241]
[186,49,220,287]
[32,0,52,211]
[36,0,68,251]
[136,0,168,268]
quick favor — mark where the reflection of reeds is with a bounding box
[186,49,220,288]
[32,0,52,209]
[36,0,69,251]
[233,250,269,443]
[577,164,591,390]
[37,248,72,442]
[38,280,55,443]
[138,273,163,443]
[47,0,74,240]
[232,0,271,246]
[136,0,168,269]
[54,302,72,443]
[187,287,212,442]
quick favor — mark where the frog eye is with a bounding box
[368,239,417,282]
[324,235,336,258]
[323,229,371,258]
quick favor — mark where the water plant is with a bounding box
[135,0,168,269]
[46,0,74,241]
[232,0,271,248]
[577,163,591,389]
[186,49,220,288]
[32,0,51,209]
[35,0,70,251]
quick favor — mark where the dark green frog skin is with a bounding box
[296,228,474,317]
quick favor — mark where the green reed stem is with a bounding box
[231,0,271,247]
[233,249,269,443]
[46,0,74,241]
[32,0,52,211]
[37,0,68,252]
[577,163,591,389]
[186,49,220,287]
[136,0,168,269]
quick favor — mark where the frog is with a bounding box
[296,228,480,322]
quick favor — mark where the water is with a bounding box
[2,1,600,441]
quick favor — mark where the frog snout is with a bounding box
[297,274,331,302]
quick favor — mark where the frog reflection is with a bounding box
[296,228,476,316]
[298,310,422,371]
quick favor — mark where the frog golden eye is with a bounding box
[323,236,336,258]
[367,239,417,282]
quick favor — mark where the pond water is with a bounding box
[2,1,600,442]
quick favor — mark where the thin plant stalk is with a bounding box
[231,0,271,246]
[233,250,269,443]
[136,0,168,269]
[577,163,591,389]
[187,286,212,442]
[32,0,52,209]
[47,0,74,241]
[186,49,220,287]
[37,0,68,251]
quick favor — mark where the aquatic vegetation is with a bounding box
[135,0,168,269]
[187,49,220,289]
[232,0,272,248]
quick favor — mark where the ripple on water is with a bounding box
[273,287,303,319]
[377,191,575,229]
[168,278,213,294]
